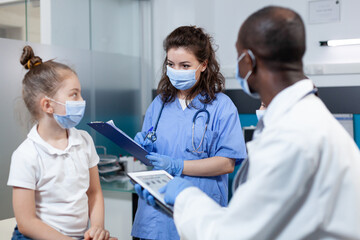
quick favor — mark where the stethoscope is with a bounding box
[145,101,210,153]
[145,102,165,143]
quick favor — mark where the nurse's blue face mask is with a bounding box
[166,64,201,90]
[236,49,260,99]
[46,96,86,129]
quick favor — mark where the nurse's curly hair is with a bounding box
[157,26,225,105]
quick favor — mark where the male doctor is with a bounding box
[137,6,360,239]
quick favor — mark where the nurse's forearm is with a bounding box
[182,156,235,176]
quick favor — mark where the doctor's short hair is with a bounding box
[20,45,77,120]
[157,26,225,105]
[239,6,306,70]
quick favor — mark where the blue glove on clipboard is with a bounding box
[88,120,151,166]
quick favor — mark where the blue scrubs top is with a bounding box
[131,93,247,240]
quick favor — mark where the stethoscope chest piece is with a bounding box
[146,130,157,142]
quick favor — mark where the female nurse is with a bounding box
[131,26,247,240]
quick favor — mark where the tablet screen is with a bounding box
[128,170,174,215]
[137,173,171,191]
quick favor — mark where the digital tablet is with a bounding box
[127,170,174,216]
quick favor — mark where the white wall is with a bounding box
[42,0,151,114]
[103,191,132,240]
[43,0,141,56]
[49,0,90,50]
[151,0,360,88]
[0,38,30,220]
[91,0,140,56]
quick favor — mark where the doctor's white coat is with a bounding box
[173,80,360,240]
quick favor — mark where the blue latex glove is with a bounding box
[134,131,154,152]
[146,152,184,176]
[134,184,156,207]
[159,177,193,205]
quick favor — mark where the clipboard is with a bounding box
[88,120,151,166]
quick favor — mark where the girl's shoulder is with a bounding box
[12,138,38,164]
[71,128,94,145]
[75,128,91,139]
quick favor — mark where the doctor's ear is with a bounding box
[40,97,54,114]
[200,60,208,72]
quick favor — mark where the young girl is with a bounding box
[7,46,115,240]
[132,26,247,240]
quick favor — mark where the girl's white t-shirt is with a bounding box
[7,125,99,238]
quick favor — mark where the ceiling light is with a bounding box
[320,38,360,47]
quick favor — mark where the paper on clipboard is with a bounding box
[88,120,151,166]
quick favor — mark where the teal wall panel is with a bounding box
[239,113,258,127]
[354,114,360,148]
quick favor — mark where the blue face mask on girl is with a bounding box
[46,96,86,129]
[236,49,260,99]
[166,64,201,90]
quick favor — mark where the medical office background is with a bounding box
[1,0,360,239]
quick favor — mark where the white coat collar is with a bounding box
[27,125,82,155]
[262,79,315,128]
